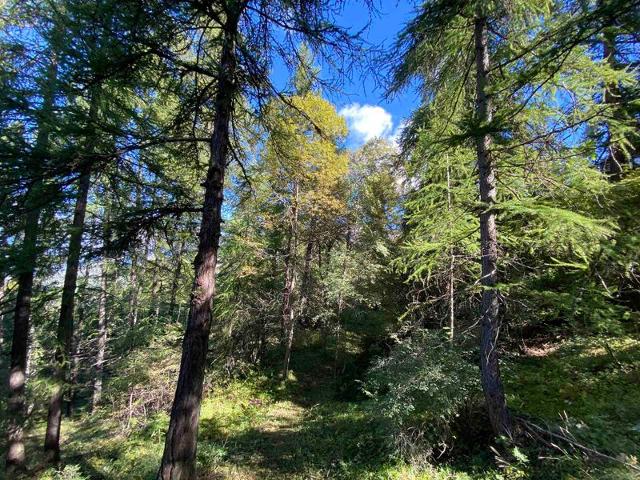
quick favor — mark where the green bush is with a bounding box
[364,331,482,459]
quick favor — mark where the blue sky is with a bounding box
[330,1,418,147]
[270,1,419,148]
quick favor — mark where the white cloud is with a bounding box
[339,103,394,144]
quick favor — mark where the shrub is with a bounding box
[364,331,482,460]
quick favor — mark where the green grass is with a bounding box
[10,316,640,480]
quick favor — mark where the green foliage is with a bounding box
[365,332,482,458]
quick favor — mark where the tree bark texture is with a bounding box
[474,14,513,440]
[157,7,242,479]
[44,166,92,463]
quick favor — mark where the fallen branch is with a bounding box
[517,416,640,473]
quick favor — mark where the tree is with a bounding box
[389,0,637,439]
[155,1,362,476]
[263,92,348,378]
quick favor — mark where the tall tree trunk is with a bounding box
[169,239,186,320]
[44,166,92,463]
[92,257,108,413]
[6,199,41,471]
[474,14,512,439]
[128,176,143,327]
[157,8,241,478]
[282,182,299,379]
[0,273,6,350]
[5,56,57,471]
[446,157,455,342]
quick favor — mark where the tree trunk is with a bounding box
[128,250,140,326]
[446,156,455,342]
[92,257,108,413]
[68,266,89,415]
[297,240,314,325]
[5,55,57,471]
[169,239,186,320]
[157,8,241,478]
[474,14,512,440]
[0,273,6,350]
[6,200,41,471]
[44,166,92,463]
[282,182,299,379]
[148,239,160,319]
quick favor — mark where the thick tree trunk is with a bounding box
[6,200,41,471]
[6,56,57,470]
[92,258,108,412]
[157,9,241,479]
[282,182,299,379]
[44,166,91,463]
[474,14,512,440]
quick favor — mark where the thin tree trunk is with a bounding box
[282,182,299,379]
[68,266,89,414]
[297,240,314,325]
[474,14,512,439]
[148,239,160,319]
[446,157,454,342]
[0,274,6,350]
[334,230,350,377]
[92,257,108,412]
[157,8,241,478]
[169,239,186,320]
[44,165,92,463]
[128,248,140,326]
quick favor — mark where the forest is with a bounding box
[0,0,639,479]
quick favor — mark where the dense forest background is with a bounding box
[0,0,639,479]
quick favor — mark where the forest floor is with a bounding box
[8,314,640,480]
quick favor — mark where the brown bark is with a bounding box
[44,166,92,463]
[157,7,242,478]
[474,14,512,440]
[92,258,108,412]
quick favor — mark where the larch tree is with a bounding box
[388,0,637,439]
[263,91,348,378]
[154,1,363,477]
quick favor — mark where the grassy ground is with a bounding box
[7,315,640,480]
